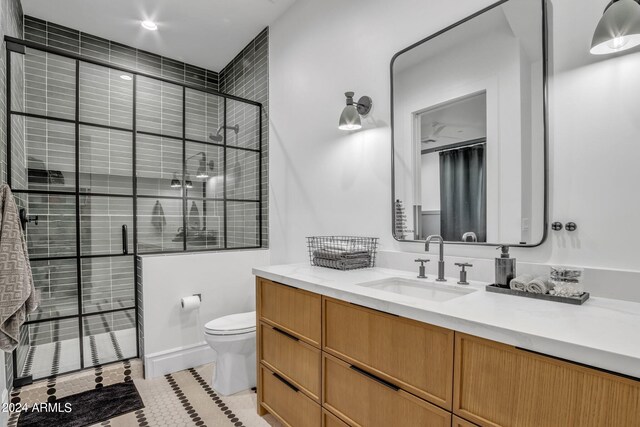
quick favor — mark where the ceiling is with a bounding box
[21,0,297,71]
[420,92,486,148]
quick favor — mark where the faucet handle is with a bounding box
[415,259,430,279]
[455,262,472,268]
[455,263,473,285]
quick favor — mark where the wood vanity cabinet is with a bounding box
[256,277,640,427]
[453,333,640,427]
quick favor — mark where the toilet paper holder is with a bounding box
[181,293,202,308]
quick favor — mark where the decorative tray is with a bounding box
[485,284,590,305]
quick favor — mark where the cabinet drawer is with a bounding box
[323,409,350,427]
[260,322,321,401]
[260,365,321,427]
[257,278,322,347]
[322,353,451,427]
[323,297,454,409]
[454,333,640,427]
[453,416,479,427]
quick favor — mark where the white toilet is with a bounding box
[204,311,256,396]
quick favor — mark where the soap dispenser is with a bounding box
[495,245,516,287]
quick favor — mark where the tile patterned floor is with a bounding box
[21,329,138,380]
[9,360,282,427]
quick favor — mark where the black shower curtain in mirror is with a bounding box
[439,144,486,242]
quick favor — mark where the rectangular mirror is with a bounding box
[392,0,547,246]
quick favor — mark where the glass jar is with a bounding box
[549,266,584,297]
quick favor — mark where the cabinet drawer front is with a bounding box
[258,278,322,347]
[323,409,350,427]
[454,333,640,427]
[260,365,321,427]
[323,297,453,409]
[453,416,479,427]
[322,353,451,427]
[260,322,322,401]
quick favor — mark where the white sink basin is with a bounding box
[356,278,476,302]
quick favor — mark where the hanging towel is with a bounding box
[151,200,166,232]
[188,201,201,231]
[509,274,534,292]
[0,185,38,352]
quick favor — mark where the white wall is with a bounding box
[269,0,640,275]
[140,249,269,377]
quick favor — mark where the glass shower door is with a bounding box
[7,48,137,382]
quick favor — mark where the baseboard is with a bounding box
[144,342,216,379]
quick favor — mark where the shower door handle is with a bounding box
[122,225,128,255]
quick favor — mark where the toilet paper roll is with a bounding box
[181,295,201,310]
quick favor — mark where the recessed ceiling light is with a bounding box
[120,75,132,81]
[141,20,158,31]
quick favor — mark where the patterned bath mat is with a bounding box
[17,381,143,427]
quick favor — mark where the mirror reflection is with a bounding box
[392,0,546,245]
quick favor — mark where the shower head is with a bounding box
[208,124,240,142]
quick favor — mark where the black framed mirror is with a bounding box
[391,0,548,247]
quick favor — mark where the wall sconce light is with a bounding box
[591,0,640,55]
[338,91,372,130]
[171,172,181,188]
[185,175,193,189]
[196,154,210,178]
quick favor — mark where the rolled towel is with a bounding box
[510,274,534,291]
[525,277,553,294]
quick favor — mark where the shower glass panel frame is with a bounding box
[4,36,263,386]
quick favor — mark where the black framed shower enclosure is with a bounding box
[4,35,264,386]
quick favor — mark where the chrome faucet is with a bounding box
[425,235,446,282]
[462,231,477,242]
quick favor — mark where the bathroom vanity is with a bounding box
[253,265,640,427]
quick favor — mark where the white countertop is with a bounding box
[253,263,640,378]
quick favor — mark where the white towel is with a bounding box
[526,277,553,294]
[0,185,38,351]
[510,274,534,291]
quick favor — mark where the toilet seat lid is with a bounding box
[205,311,256,335]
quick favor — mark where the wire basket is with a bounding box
[307,236,379,270]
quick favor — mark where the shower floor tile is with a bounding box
[21,329,137,380]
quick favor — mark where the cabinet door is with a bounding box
[260,322,322,402]
[323,353,451,427]
[260,365,321,427]
[454,333,640,427]
[323,297,454,409]
[257,278,322,347]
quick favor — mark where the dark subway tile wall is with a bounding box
[24,16,219,91]
[29,258,79,321]
[82,257,135,314]
[219,27,269,247]
[79,62,134,129]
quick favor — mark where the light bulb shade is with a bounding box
[339,105,362,130]
[196,160,209,178]
[591,0,640,55]
[170,172,181,188]
[185,180,193,189]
